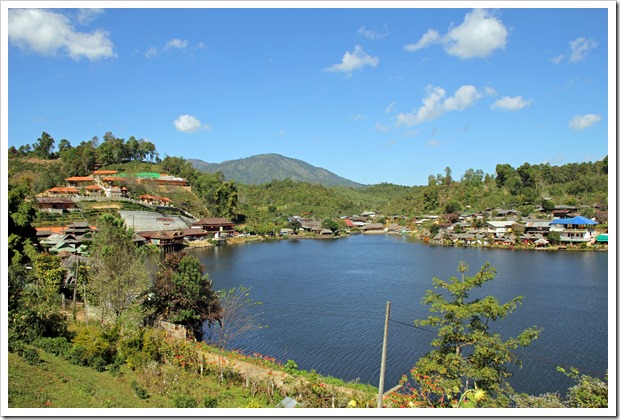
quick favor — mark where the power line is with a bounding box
[389,318,435,334]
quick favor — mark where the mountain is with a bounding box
[188,154,365,188]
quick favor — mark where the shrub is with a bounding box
[566,374,608,408]
[284,359,299,376]
[32,336,72,357]
[130,380,149,400]
[20,347,42,365]
[67,344,87,366]
[511,393,565,408]
[203,396,218,408]
[72,325,117,365]
[88,355,108,372]
[173,393,197,408]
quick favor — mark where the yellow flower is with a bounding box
[473,389,486,402]
[347,400,357,408]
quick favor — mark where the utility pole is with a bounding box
[377,301,391,408]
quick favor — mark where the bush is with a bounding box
[88,355,108,372]
[72,325,117,365]
[67,344,87,365]
[173,393,197,408]
[32,336,72,357]
[511,393,565,408]
[130,380,149,400]
[19,347,42,365]
[284,359,299,375]
[203,396,218,408]
[566,375,608,408]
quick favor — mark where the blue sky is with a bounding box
[3,3,614,186]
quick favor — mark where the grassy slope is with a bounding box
[8,350,274,409]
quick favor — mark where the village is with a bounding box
[32,168,609,258]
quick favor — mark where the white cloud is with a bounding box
[569,37,597,63]
[396,84,482,126]
[8,8,115,61]
[443,9,508,59]
[358,25,390,40]
[174,114,209,133]
[350,113,368,121]
[428,140,440,147]
[404,29,440,52]
[324,45,379,76]
[484,86,498,96]
[385,101,396,114]
[491,96,533,111]
[145,46,158,59]
[551,54,564,64]
[404,9,507,59]
[165,38,189,50]
[569,114,601,131]
[374,121,390,132]
[76,8,104,25]
[279,129,286,136]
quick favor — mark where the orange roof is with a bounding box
[92,170,118,175]
[160,197,172,202]
[65,176,95,182]
[48,187,79,193]
[85,184,103,190]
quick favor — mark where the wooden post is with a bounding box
[377,301,391,408]
[72,259,79,320]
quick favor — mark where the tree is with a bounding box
[411,262,541,406]
[144,252,220,341]
[215,181,241,222]
[541,199,555,213]
[32,132,55,159]
[205,286,263,350]
[322,218,340,235]
[546,231,561,245]
[88,215,150,322]
[8,181,38,265]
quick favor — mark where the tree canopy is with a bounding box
[88,214,150,322]
[411,262,542,407]
[144,252,221,341]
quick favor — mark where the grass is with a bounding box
[8,349,279,409]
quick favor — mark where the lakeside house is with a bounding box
[549,216,598,244]
[191,217,236,235]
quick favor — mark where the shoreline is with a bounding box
[184,231,607,252]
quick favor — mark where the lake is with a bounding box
[186,234,608,397]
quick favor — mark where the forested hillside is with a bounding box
[8,131,608,230]
[189,154,364,188]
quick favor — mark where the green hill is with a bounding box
[189,154,365,188]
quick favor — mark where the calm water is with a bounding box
[186,234,608,396]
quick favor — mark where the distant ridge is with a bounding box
[189,153,365,188]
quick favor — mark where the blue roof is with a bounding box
[550,215,598,225]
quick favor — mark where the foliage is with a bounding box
[205,286,263,350]
[144,252,221,341]
[546,231,561,245]
[88,214,150,321]
[321,218,340,235]
[412,262,542,406]
[172,393,198,408]
[558,367,608,408]
[130,380,149,399]
[511,392,565,408]
[8,181,38,264]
